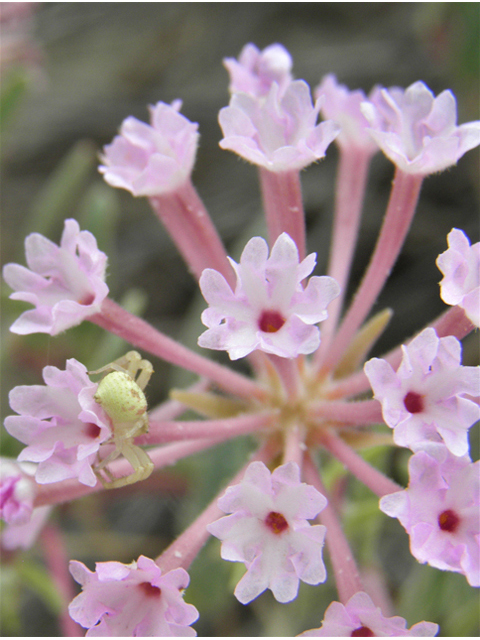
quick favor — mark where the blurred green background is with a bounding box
[1,2,479,636]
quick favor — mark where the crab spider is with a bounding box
[89,351,154,489]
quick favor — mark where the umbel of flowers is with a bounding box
[2,42,480,637]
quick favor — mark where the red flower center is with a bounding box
[79,293,95,306]
[258,310,286,333]
[351,626,375,637]
[403,391,424,414]
[139,582,162,597]
[264,511,289,535]
[438,509,460,533]
[84,423,101,439]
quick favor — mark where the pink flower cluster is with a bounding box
[199,233,340,360]
[300,591,439,636]
[4,358,111,487]
[365,328,479,456]
[361,81,480,175]
[99,100,199,197]
[2,218,108,336]
[380,445,479,587]
[3,40,480,637]
[207,461,327,604]
[365,309,479,588]
[69,555,199,636]
[437,228,480,328]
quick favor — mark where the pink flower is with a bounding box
[1,505,51,551]
[4,358,111,487]
[379,445,480,587]
[364,328,480,457]
[436,228,480,327]
[207,461,327,604]
[3,219,108,335]
[299,591,439,636]
[69,555,199,636]
[360,80,480,174]
[0,459,36,525]
[219,80,340,172]
[99,100,199,196]
[223,42,293,97]
[314,74,378,153]
[198,233,340,360]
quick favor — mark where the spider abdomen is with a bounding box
[94,371,147,423]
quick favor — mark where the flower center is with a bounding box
[351,626,375,637]
[79,293,95,306]
[84,423,102,439]
[138,582,162,597]
[264,511,289,534]
[438,509,460,533]
[258,310,286,333]
[403,391,424,414]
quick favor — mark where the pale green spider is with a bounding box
[89,351,154,489]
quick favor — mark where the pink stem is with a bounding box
[34,437,235,508]
[317,148,373,356]
[428,305,475,340]
[258,168,306,260]
[303,455,364,604]
[267,354,300,400]
[141,411,276,444]
[282,423,306,467]
[157,439,278,573]
[318,431,402,497]
[40,525,84,637]
[317,169,424,376]
[309,399,383,425]
[90,298,265,401]
[326,370,371,400]
[149,179,235,287]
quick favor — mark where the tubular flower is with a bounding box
[99,100,199,196]
[298,591,439,636]
[223,42,293,97]
[198,232,340,360]
[380,445,480,587]
[364,328,480,457]
[69,555,199,637]
[207,461,328,604]
[314,74,379,153]
[1,505,52,551]
[436,228,480,328]
[4,358,111,487]
[0,459,36,525]
[219,80,340,172]
[2,219,108,336]
[360,80,480,174]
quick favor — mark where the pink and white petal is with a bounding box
[425,90,457,133]
[457,121,480,156]
[291,275,340,323]
[462,287,480,327]
[24,232,61,274]
[3,262,48,294]
[234,555,270,604]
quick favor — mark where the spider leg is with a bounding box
[101,444,154,489]
[88,351,142,376]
